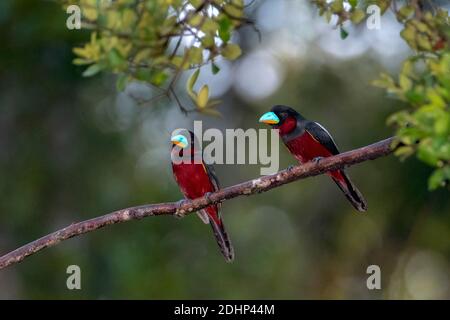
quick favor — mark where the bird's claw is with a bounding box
[312,157,324,164]
[287,165,295,172]
[175,199,187,219]
[204,192,213,203]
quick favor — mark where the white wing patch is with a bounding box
[197,210,210,224]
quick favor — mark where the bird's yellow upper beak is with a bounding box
[259,112,280,124]
[171,134,188,148]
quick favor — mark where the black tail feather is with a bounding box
[209,219,235,262]
[333,171,367,212]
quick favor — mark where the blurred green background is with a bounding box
[0,0,449,299]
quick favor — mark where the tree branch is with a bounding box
[0,137,396,270]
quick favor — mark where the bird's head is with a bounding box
[259,105,302,134]
[171,130,200,150]
[171,130,201,163]
[171,134,189,149]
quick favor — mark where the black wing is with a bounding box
[202,161,222,213]
[204,161,220,191]
[305,121,340,155]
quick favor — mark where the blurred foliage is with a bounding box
[313,0,450,190]
[62,0,246,114]
[375,54,450,190]
[1,0,450,299]
[65,0,450,189]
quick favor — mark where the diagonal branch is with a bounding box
[0,137,396,270]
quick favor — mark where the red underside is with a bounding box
[285,131,345,182]
[172,161,221,225]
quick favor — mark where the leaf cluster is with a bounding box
[313,0,450,190]
[64,0,246,113]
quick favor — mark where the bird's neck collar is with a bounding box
[276,116,298,135]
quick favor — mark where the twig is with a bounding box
[0,137,396,270]
[411,0,424,19]
[169,87,191,114]
[128,90,169,107]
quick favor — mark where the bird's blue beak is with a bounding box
[259,112,280,125]
[171,134,189,148]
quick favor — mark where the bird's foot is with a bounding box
[175,199,188,219]
[312,156,324,164]
[204,192,213,204]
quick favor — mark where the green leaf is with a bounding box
[377,0,391,13]
[135,69,153,82]
[399,74,413,91]
[387,111,414,126]
[224,3,243,18]
[196,85,209,109]
[372,73,396,89]
[82,64,102,77]
[134,49,152,64]
[428,167,450,190]
[397,5,414,21]
[202,35,215,48]
[73,58,92,66]
[417,139,440,166]
[351,9,365,24]
[201,18,219,34]
[434,137,450,160]
[426,88,446,108]
[390,137,403,150]
[218,16,232,42]
[190,0,203,9]
[340,26,349,40]
[116,74,128,91]
[151,70,168,86]
[331,0,343,13]
[222,43,242,60]
[397,126,426,144]
[417,34,432,51]
[188,47,203,65]
[187,69,200,101]
[206,99,221,108]
[401,59,414,77]
[405,89,426,105]
[413,21,430,33]
[188,13,203,27]
[187,69,200,91]
[108,48,126,69]
[171,56,185,69]
[349,0,358,8]
[325,10,333,23]
[211,62,220,75]
[401,25,417,49]
[394,146,415,160]
[434,113,450,136]
[122,9,137,29]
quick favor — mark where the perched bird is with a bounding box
[259,105,367,212]
[170,131,234,262]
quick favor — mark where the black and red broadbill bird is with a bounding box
[170,130,234,262]
[259,105,367,212]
